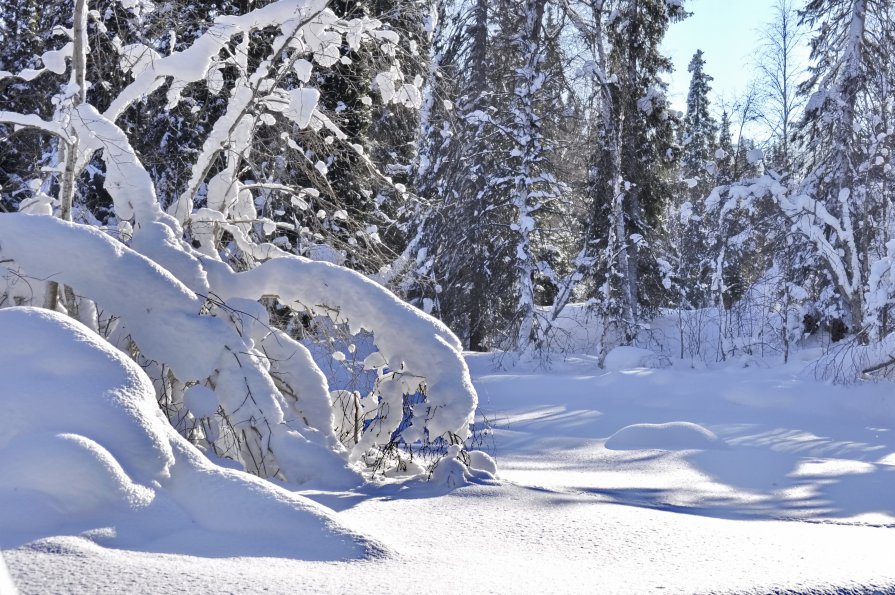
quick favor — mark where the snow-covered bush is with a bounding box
[0,212,477,484]
[0,307,383,556]
[0,0,477,484]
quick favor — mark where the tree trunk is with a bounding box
[45,0,87,311]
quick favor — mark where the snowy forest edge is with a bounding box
[1,0,894,485]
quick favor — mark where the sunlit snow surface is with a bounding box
[4,321,895,593]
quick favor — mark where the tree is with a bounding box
[680,49,717,194]
[758,0,807,173]
[716,110,735,184]
[407,0,568,352]
[0,0,478,482]
[408,0,516,351]
[674,49,718,310]
[794,0,871,334]
[504,0,567,352]
[567,0,685,353]
[0,0,70,213]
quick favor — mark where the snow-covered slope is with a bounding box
[3,323,895,593]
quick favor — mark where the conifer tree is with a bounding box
[577,0,685,346]
[408,0,566,351]
[680,49,718,195]
[674,49,718,309]
[716,111,735,184]
[795,0,871,333]
[408,0,516,351]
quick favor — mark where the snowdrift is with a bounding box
[0,552,14,595]
[0,307,383,559]
[605,421,726,451]
[602,346,672,371]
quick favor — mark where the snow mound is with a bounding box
[0,552,15,595]
[603,346,671,371]
[605,422,725,451]
[467,450,498,477]
[0,307,381,559]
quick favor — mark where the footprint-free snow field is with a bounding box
[3,322,895,594]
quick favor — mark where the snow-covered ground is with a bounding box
[3,309,895,594]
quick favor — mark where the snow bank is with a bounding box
[0,214,477,477]
[0,307,381,559]
[602,346,671,371]
[0,551,16,595]
[0,214,356,483]
[605,422,726,451]
[0,215,222,381]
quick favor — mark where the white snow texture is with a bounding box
[0,307,381,559]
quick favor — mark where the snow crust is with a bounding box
[3,304,895,594]
[6,346,895,594]
[0,213,476,481]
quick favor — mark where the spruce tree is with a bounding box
[716,111,735,185]
[674,49,718,309]
[580,0,686,343]
[795,0,871,333]
[680,50,717,196]
[409,0,515,350]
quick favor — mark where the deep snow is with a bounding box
[3,309,895,593]
[0,308,380,560]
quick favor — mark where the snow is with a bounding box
[0,214,363,483]
[3,304,895,593]
[0,215,222,382]
[0,112,71,142]
[182,385,219,420]
[0,43,73,82]
[203,254,477,442]
[71,104,167,225]
[293,58,313,82]
[0,308,379,561]
[2,315,895,593]
[0,553,13,595]
[281,87,320,128]
[0,212,478,481]
[605,421,726,451]
[602,345,671,370]
[374,71,397,103]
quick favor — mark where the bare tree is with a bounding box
[756,0,807,172]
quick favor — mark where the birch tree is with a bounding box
[0,0,479,482]
[758,0,806,172]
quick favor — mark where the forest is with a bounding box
[3,0,893,362]
[2,0,895,593]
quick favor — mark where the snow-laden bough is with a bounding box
[0,307,383,558]
[0,213,478,483]
[0,0,478,484]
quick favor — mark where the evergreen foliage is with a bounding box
[7,0,895,380]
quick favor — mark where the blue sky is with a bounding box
[662,0,783,114]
